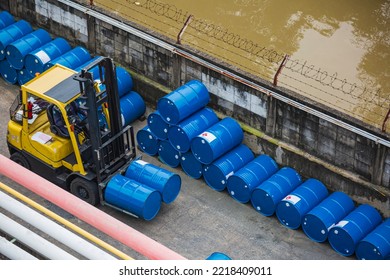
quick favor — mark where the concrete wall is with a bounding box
[4,0,389,216]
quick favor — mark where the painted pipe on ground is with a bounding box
[0,236,38,260]
[0,190,116,260]
[0,182,133,260]
[0,211,77,260]
[0,154,186,260]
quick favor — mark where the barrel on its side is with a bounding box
[227,155,279,203]
[302,191,355,242]
[180,151,203,179]
[355,218,390,260]
[276,178,329,229]
[203,144,254,192]
[206,252,232,260]
[0,59,17,84]
[120,91,146,127]
[0,11,15,31]
[5,29,52,70]
[116,66,133,98]
[125,159,181,204]
[24,38,72,75]
[168,107,218,153]
[74,56,103,78]
[17,68,34,85]
[328,204,382,256]
[45,46,91,70]
[158,140,181,168]
[104,174,161,221]
[0,20,33,60]
[250,167,302,216]
[191,117,243,165]
[147,111,170,140]
[136,125,159,156]
[157,80,210,124]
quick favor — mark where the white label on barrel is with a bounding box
[35,50,51,64]
[335,220,349,228]
[226,171,234,179]
[136,159,148,166]
[282,194,301,205]
[199,132,216,143]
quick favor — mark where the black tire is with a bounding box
[70,177,100,206]
[10,152,31,170]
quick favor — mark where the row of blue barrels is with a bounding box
[0,14,81,84]
[104,159,181,220]
[0,14,145,126]
[134,79,390,259]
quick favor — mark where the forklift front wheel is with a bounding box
[10,152,31,170]
[70,178,99,206]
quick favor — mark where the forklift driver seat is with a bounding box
[46,104,70,138]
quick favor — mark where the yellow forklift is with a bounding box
[7,57,136,205]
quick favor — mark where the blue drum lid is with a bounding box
[136,127,159,156]
[147,111,169,140]
[158,140,181,168]
[276,200,303,229]
[0,60,17,84]
[203,164,232,192]
[301,213,329,242]
[180,151,203,179]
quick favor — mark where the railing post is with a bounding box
[273,54,289,87]
[177,15,193,45]
[382,107,390,132]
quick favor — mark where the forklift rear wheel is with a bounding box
[70,178,99,206]
[10,152,31,170]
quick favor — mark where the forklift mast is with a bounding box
[74,57,135,184]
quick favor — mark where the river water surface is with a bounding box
[90,0,389,130]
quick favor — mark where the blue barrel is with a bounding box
[226,155,278,203]
[147,111,170,140]
[136,125,159,156]
[180,151,203,179]
[17,68,34,85]
[0,11,15,30]
[125,159,181,204]
[74,56,103,78]
[275,178,329,229]
[157,80,210,124]
[5,29,52,70]
[104,174,161,220]
[45,46,91,70]
[120,91,146,127]
[206,252,232,260]
[203,144,254,192]
[302,191,355,242]
[191,117,243,165]
[76,61,133,98]
[328,204,382,256]
[116,66,133,98]
[168,107,219,153]
[0,20,33,60]
[250,167,302,216]
[158,140,181,168]
[24,38,71,75]
[356,218,390,260]
[0,59,17,84]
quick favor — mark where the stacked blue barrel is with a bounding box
[104,159,181,220]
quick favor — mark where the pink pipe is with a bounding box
[0,154,186,260]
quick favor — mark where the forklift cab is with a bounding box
[7,60,136,205]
